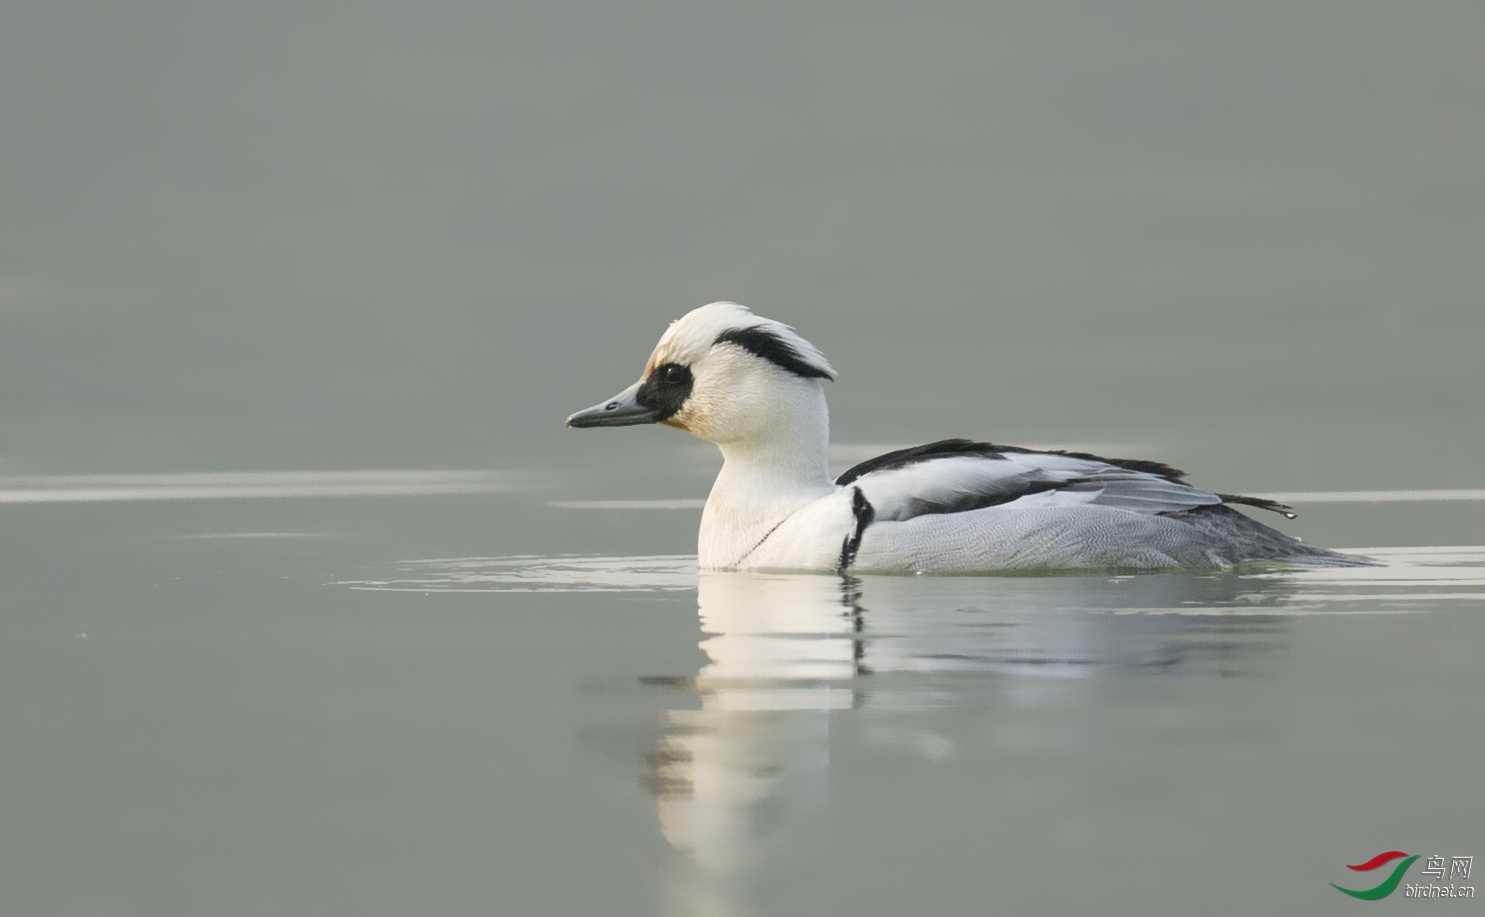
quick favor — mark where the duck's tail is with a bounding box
[1171,504,1378,567]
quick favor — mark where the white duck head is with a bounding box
[566,302,836,448]
[568,302,843,567]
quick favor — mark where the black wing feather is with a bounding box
[837,439,1295,519]
[836,439,1188,486]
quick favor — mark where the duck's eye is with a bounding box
[635,362,694,423]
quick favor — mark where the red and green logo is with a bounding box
[1332,850,1418,900]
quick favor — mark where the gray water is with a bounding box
[3,2,1484,915]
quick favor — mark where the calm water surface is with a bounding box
[4,2,1483,913]
[1,481,1480,916]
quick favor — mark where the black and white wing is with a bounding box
[835,440,1295,522]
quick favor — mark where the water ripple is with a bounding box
[337,554,699,593]
[335,546,1485,609]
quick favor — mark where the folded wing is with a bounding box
[836,440,1289,522]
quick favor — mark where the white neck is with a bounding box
[697,383,835,569]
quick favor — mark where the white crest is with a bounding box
[647,302,836,379]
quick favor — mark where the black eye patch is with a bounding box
[636,362,693,422]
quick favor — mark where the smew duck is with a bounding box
[566,302,1365,573]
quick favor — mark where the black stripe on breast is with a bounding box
[836,486,875,573]
[713,327,834,380]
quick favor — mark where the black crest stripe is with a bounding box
[713,327,833,380]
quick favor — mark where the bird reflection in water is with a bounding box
[641,571,1296,916]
